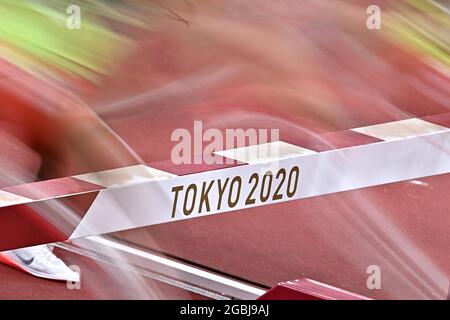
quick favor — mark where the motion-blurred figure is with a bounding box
[0,0,447,283]
[0,0,140,281]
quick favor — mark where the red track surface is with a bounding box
[95,35,450,299]
[1,7,450,299]
[0,248,207,299]
[5,52,449,301]
[86,34,449,298]
[106,108,450,300]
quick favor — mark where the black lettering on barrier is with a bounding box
[228,176,242,208]
[260,171,273,203]
[217,178,230,210]
[171,165,301,219]
[287,166,300,198]
[272,168,286,200]
[183,184,197,216]
[199,180,214,213]
[171,185,184,218]
[245,173,259,205]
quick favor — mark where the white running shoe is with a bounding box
[0,245,80,282]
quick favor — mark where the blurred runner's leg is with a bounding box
[0,1,140,281]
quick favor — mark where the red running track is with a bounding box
[92,30,450,299]
[1,6,450,299]
[105,106,450,300]
[0,248,208,299]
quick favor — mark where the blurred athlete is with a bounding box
[0,0,448,282]
[0,1,140,281]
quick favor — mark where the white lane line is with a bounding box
[215,141,317,164]
[351,118,448,141]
